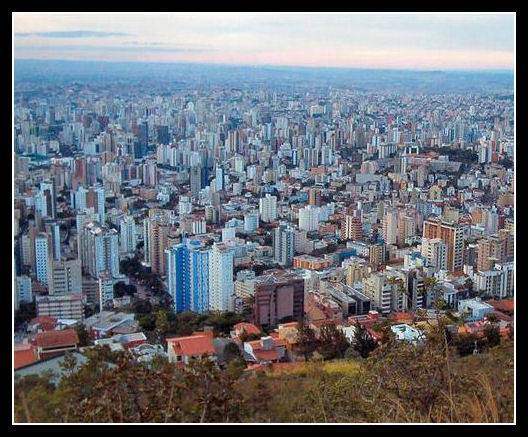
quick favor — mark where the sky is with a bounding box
[13,13,515,70]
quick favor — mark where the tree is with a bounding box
[318,324,350,360]
[353,323,378,359]
[296,319,317,361]
[223,342,243,364]
[484,325,501,348]
[75,323,93,347]
[155,310,170,346]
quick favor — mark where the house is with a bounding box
[14,344,38,369]
[457,298,495,322]
[166,331,216,366]
[243,335,287,364]
[231,322,261,341]
[94,332,147,351]
[390,324,425,345]
[84,311,137,339]
[30,329,79,360]
[28,316,58,333]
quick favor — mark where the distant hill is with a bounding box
[14,59,514,94]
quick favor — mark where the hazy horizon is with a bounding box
[13,13,515,71]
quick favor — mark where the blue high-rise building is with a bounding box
[166,239,210,313]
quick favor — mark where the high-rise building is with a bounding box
[35,180,57,220]
[144,218,170,275]
[190,165,202,194]
[49,259,82,295]
[208,243,234,312]
[165,239,210,313]
[298,204,320,232]
[34,232,53,286]
[79,221,119,279]
[243,209,260,233]
[98,272,115,309]
[273,224,296,267]
[259,193,277,222]
[119,215,137,253]
[15,275,33,310]
[382,209,399,245]
[342,214,363,240]
[254,272,304,328]
[423,217,464,272]
[421,238,448,270]
[72,185,106,223]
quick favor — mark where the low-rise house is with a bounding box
[231,322,261,341]
[457,298,495,322]
[94,332,147,351]
[390,324,425,345]
[30,329,79,360]
[14,343,38,369]
[166,331,216,366]
[243,335,287,364]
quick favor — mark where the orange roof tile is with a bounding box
[31,329,79,348]
[14,345,38,369]
[234,322,260,336]
[167,335,215,357]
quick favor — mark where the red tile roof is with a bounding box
[29,316,58,331]
[254,349,279,362]
[233,322,260,336]
[14,344,38,369]
[167,335,215,357]
[31,329,79,348]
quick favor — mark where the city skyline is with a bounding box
[14,12,515,70]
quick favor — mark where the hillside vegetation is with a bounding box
[14,326,514,423]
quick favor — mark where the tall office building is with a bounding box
[382,209,399,245]
[298,205,320,232]
[119,215,137,253]
[15,275,33,310]
[244,209,260,233]
[254,272,305,328]
[273,223,296,267]
[215,165,224,191]
[165,239,210,313]
[259,193,277,222]
[49,259,82,295]
[72,185,106,223]
[190,165,202,194]
[342,214,363,241]
[98,272,115,309]
[76,209,99,264]
[208,243,234,312]
[144,217,170,275]
[34,180,57,219]
[421,238,448,270]
[423,217,464,272]
[79,221,119,279]
[34,232,53,286]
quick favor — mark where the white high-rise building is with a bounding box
[209,243,234,312]
[72,185,106,223]
[34,233,52,285]
[298,205,320,232]
[98,272,115,309]
[49,259,82,295]
[421,238,448,270]
[119,215,137,253]
[15,275,33,310]
[80,222,119,279]
[382,209,399,245]
[259,194,277,222]
[244,210,259,233]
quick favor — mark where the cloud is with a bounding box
[15,44,217,53]
[15,30,130,38]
